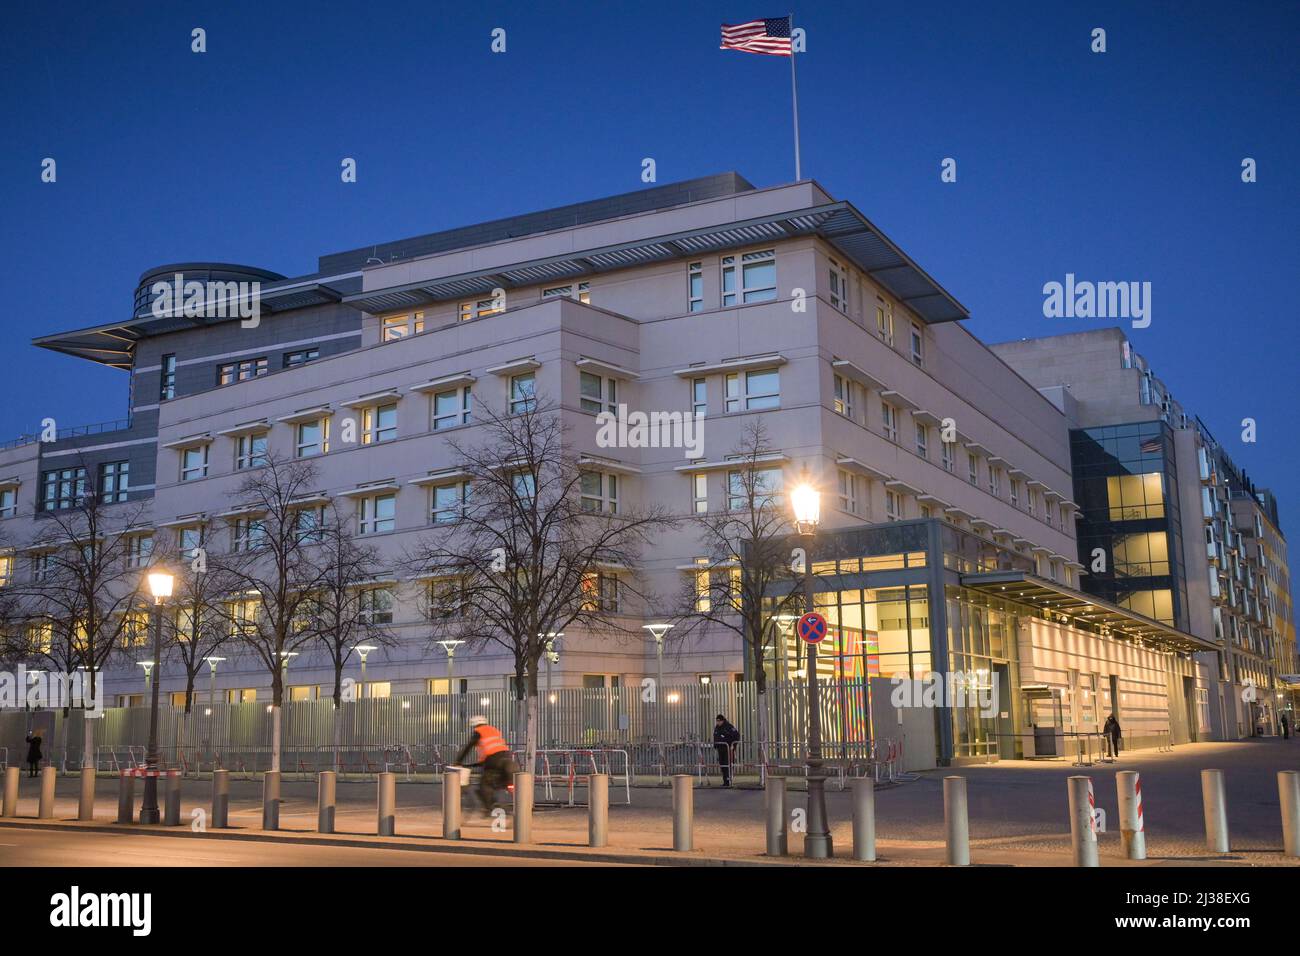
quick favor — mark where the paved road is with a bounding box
[0,826,608,867]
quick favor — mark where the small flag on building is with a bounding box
[720,16,793,56]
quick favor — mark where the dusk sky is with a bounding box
[2,1,1297,516]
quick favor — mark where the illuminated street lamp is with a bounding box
[642,623,674,742]
[139,567,174,825]
[540,633,563,745]
[353,644,378,700]
[437,640,465,726]
[791,481,832,859]
[203,656,226,708]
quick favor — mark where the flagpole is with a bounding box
[789,12,801,180]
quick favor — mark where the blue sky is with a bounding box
[1,1,1297,517]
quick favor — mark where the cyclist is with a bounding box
[454,715,517,814]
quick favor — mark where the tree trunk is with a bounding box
[332,668,344,771]
[270,669,283,773]
[524,690,538,775]
[184,675,195,715]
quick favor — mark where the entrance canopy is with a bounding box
[960,570,1217,654]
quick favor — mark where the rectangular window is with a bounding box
[358,494,396,535]
[512,472,537,503]
[728,467,783,511]
[721,249,777,306]
[833,374,854,418]
[967,453,979,486]
[1027,490,1036,518]
[283,348,319,368]
[881,403,898,442]
[0,488,15,518]
[293,506,326,544]
[724,368,780,412]
[838,469,857,513]
[910,322,925,367]
[543,282,590,304]
[382,312,424,341]
[459,297,503,322]
[179,526,204,561]
[358,587,394,625]
[692,558,712,612]
[691,473,708,514]
[885,489,903,522]
[296,420,329,458]
[581,573,619,613]
[875,300,894,345]
[181,445,209,481]
[941,441,955,473]
[42,467,87,511]
[217,357,268,386]
[1010,479,1021,509]
[828,258,848,311]
[235,433,269,470]
[125,534,154,569]
[914,423,928,459]
[509,373,536,415]
[688,262,704,312]
[580,371,617,415]
[988,467,1001,498]
[99,461,130,503]
[160,354,177,400]
[430,482,469,524]
[691,378,707,417]
[1046,498,1057,526]
[580,472,619,514]
[362,404,398,444]
[432,387,472,430]
[232,517,267,552]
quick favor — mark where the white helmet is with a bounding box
[469,714,488,727]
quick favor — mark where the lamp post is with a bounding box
[204,656,226,709]
[139,568,174,825]
[437,640,464,728]
[138,660,154,695]
[642,623,674,742]
[540,633,562,747]
[353,644,378,700]
[791,481,832,858]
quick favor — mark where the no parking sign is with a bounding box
[797,611,827,644]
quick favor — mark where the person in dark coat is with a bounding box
[713,714,740,787]
[1103,714,1122,758]
[1281,712,1290,740]
[25,733,43,778]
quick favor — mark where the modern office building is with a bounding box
[1,174,1237,764]
[992,329,1296,739]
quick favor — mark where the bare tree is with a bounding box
[407,397,674,769]
[156,523,237,715]
[673,421,803,762]
[218,456,335,771]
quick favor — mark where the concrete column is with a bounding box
[672,774,693,851]
[164,771,181,826]
[765,776,788,857]
[1201,769,1229,853]
[211,769,229,828]
[37,767,57,819]
[317,771,337,833]
[1116,771,1146,860]
[78,768,96,821]
[442,770,462,840]
[943,776,969,866]
[1278,770,1300,858]
[377,771,396,836]
[852,777,877,862]
[589,773,609,847]
[262,770,281,831]
[513,771,534,844]
[1067,776,1099,867]
[117,771,135,824]
[2,766,20,817]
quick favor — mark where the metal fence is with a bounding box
[0,679,880,774]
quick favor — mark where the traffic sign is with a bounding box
[797,611,827,644]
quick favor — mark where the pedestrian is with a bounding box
[25,732,43,778]
[453,715,517,816]
[713,714,740,787]
[1103,714,1122,758]
[1282,712,1291,740]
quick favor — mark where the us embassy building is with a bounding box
[1,173,1291,766]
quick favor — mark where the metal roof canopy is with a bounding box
[961,570,1217,653]
[344,200,970,324]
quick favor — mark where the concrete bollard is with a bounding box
[78,768,96,822]
[765,776,788,857]
[117,771,135,824]
[672,774,694,851]
[317,771,337,833]
[377,771,396,836]
[1201,769,1229,853]
[1067,776,1100,867]
[37,766,57,819]
[262,770,281,831]
[513,771,534,844]
[943,776,969,866]
[2,767,19,817]
[1116,771,1146,860]
[852,777,877,862]
[211,769,229,828]
[1278,771,1300,858]
[442,769,462,840]
[164,771,181,826]
[589,773,609,847]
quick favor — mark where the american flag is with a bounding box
[720,16,793,56]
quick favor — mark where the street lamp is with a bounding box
[540,633,563,746]
[353,644,378,700]
[137,660,154,693]
[791,481,832,859]
[203,656,226,709]
[437,640,464,727]
[642,623,674,742]
[139,567,174,824]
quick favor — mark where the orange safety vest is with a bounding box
[475,724,508,761]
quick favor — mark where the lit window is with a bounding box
[382,312,424,341]
[725,368,780,412]
[580,372,618,415]
[721,249,777,306]
[430,482,470,524]
[235,433,268,470]
[688,262,704,312]
[580,472,619,514]
[833,374,854,418]
[459,296,504,322]
[99,461,130,503]
[180,446,209,482]
[217,357,268,386]
[542,282,590,304]
[581,572,620,612]
[692,558,711,612]
[357,494,396,535]
[509,373,536,415]
[362,404,398,445]
[432,387,472,430]
[296,420,329,458]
